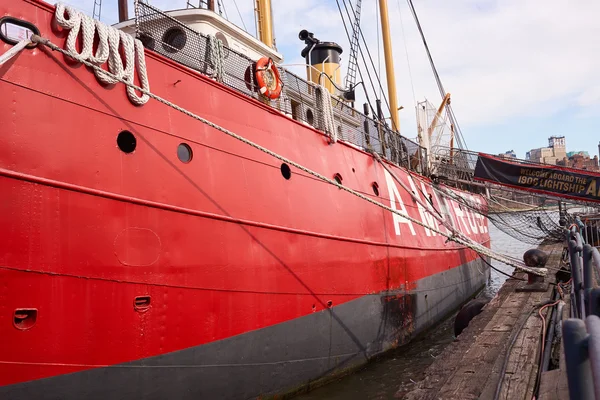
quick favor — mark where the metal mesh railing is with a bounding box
[135,3,429,174]
[429,146,478,183]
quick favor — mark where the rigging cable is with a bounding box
[405,0,468,150]
[333,0,379,118]
[231,0,247,31]
[376,0,381,100]
[396,0,417,106]
[337,0,392,124]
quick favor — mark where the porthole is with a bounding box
[177,143,193,163]
[334,173,343,185]
[372,182,380,196]
[162,27,187,53]
[117,130,136,153]
[280,163,291,180]
[306,109,314,126]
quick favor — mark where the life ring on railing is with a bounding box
[255,57,282,100]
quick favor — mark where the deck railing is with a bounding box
[134,2,429,175]
[562,227,600,399]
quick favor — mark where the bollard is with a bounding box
[516,249,548,292]
[586,315,600,400]
[562,319,594,400]
[569,239,584,319]
[583,245,594,317]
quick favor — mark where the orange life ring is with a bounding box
[255,57,282,100]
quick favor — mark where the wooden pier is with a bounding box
[401,242,571,400]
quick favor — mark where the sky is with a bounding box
[64,0,600,159]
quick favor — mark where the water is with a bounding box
[294,223,537,400]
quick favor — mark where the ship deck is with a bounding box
[402,241,571,400]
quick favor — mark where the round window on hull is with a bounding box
[280,163,291,180]
[177,143,193,163]
[117,130,136,153]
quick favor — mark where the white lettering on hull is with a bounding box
[383,168,487,239]
[406,175,437,236]
[383,169,416,236]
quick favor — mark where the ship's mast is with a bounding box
[118,0,128,22]
[255,0,275,48]
[378,0,400,133]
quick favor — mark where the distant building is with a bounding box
[498,150,517,159]
[527,136,566,165]
[557,151,599,171]
[566,151,589,158]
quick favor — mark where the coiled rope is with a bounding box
[29,32,544,277]
[54,2,150,105]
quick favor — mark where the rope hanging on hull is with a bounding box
[315,85,337,143]
[54,2,150,105]
[207,34,225,82]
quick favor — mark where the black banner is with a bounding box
[473,154,600,203]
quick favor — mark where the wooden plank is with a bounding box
[402,242,564,400]
[499,306,544,400]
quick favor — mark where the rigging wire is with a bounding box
[339,0,393,124]
[231,0,247,31]
[375,0,381,100]
[333,0,379,118]
[405,0,468,150]
[396,0,417,106]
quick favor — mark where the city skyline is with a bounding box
[502,137,599,161]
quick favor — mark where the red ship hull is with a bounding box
[0,1,490,398]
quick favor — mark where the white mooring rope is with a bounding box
[54,2,150,105]
[207,34,225,82]
[315,84,337,143]
[0,39,31,65]
[29,31,544,277]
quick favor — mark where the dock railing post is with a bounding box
[569,238,584,319]
[586,315,600,400]
[592,289,600,318]
[583,244,594,317]
[562,319,594,400]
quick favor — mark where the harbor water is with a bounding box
[295,223,537,400]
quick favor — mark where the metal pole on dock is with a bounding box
[586,316,600,400]
[569,238,584,319]
[562,319,594,399]
[583,244,594,316]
